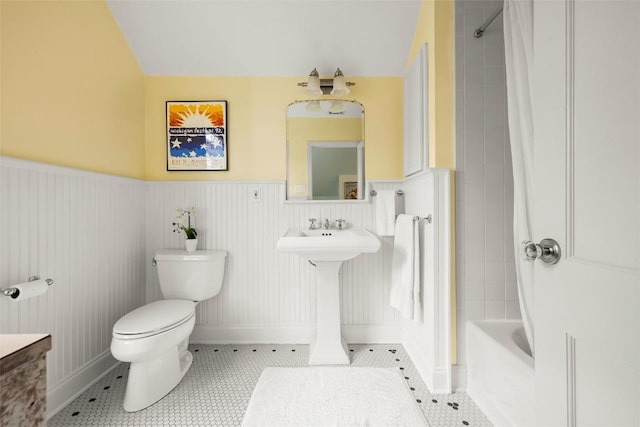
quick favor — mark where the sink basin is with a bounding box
[277,228,381,261]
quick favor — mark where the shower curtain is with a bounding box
[503,0,535,356]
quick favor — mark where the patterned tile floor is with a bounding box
[49,344,492,427]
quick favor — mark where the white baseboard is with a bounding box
[452,365,467,391]
[47,351,119,419]
[343,325,401,343]
[402,332,452,394]
[190,325,314,344]
[190,324,401,344]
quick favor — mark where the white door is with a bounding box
[534,0,640,425]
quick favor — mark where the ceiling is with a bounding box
[106,0,422,77]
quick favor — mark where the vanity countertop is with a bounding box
[0,334,51,375]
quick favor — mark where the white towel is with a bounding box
[375,190,397,236]
[390,214,421,321]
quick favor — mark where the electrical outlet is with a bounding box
[294,185,305,193]
[251,188,261,202]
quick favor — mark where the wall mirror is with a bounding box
[286,100,365,201]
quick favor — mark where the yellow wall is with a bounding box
[144,76,403,181]
[1,2,403,182]
[1,0,145,179]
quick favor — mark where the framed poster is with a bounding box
[166,101,227,171]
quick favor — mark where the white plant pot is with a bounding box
[185,239,198,253]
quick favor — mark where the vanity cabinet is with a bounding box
[0,334,51,427]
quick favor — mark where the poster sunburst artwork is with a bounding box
[166,101,227,171]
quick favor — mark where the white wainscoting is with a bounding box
[0,157,454,418]
[145,181,403,343]
[401,169,452,393]
[145,177,451,388]
[0,157,147,417]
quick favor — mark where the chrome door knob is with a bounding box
[522,238,561,264]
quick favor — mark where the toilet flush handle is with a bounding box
[152,257,157,267]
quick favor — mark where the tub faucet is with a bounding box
[335,219,345,230]
[323,218,330,229]
[308,218,318,230]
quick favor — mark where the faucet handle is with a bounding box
[335,219,346,230]
[308,218,317,230]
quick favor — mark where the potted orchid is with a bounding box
[172,207,198,252]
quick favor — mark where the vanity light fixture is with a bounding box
[298,68,355,96]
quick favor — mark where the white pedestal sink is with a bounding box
[277,228,381,364]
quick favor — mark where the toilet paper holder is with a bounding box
[2,276,54,299]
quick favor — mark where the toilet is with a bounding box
[110,249,226,412]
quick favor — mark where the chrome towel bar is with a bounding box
[369,189,404,197]
[414,215,432,224]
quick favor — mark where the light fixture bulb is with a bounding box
[330,68,350,96]
[328,100,345,114]
[305,100,322,113]
[306,68,322,96]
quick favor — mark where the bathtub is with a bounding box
[466,320,534,427]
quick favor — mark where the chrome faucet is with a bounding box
[335,219,345,230]
[323,218,331,229]
[308,218,318,230]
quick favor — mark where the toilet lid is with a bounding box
[113,300,195,336]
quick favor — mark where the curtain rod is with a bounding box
[474,7,504,38]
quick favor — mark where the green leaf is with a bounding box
[185,228,197,239]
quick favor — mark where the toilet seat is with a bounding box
[113,299,195,340]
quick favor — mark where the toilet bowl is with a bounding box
[110,250,226,412]
[111,300,196,412]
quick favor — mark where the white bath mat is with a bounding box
[241,367,429,427]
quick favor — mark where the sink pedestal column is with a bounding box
[309,261,349,365]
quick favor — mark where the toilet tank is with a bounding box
[154,250,227,301]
